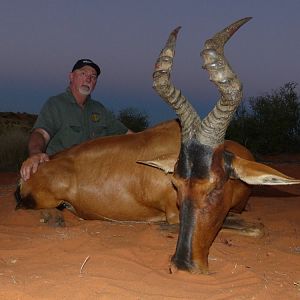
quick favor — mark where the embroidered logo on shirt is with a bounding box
[91,112,100,122]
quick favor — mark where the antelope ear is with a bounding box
[231,156,300,185]
[137,154,178,174]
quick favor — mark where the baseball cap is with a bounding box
[72,59,101,76]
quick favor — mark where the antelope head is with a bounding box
[140,18,300,274]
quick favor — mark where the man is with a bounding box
[20,59,131,181]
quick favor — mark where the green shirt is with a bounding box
[33,88,128,155]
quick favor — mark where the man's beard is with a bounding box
[79,85,91,95]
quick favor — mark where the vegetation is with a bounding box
[116,107,149,132]
[0,112,36,172]
[0,128,29,172]
[226,82,300,154]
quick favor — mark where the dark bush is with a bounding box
[226,82,300,154]
[117,107,149,132]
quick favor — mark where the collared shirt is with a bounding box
[33,88,128,155]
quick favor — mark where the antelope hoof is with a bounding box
[169,261,178,274]
[222,214,264,237]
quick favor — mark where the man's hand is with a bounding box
[20,128,50,181]
[20,153,50,181]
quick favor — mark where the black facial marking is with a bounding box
[14,185,21,205]
[176,141,213,179]
[15,186,37,210]
[171,198,196,270]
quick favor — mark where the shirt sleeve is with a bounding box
[33,97,61,137]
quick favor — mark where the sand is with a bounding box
[0,160,299,300]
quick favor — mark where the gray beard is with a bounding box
[79,85,91,95]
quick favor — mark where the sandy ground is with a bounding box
[0,159,299,300]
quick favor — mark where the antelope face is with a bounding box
[170,142,233,273]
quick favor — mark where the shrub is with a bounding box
[226,82,300,154]
[117,107,149,132]
[0,128,29,172]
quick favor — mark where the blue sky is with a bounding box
[1,0,300,124]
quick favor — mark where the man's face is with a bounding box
[69,65,98,95]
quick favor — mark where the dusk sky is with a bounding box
[1,0,300,124]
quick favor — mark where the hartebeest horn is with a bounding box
[198,17,252,147]
[153,18,252,147]
[153,27,202,143]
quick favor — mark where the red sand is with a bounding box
[0,163,299,299]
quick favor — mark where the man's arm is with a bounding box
[20,128,51,181]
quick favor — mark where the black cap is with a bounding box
[72,59,101,76]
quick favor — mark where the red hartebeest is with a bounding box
[16,18,300,274]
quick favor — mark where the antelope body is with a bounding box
[16,18,300,274]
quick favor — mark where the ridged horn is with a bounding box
[152,27,202,143]
[197,17,252,147]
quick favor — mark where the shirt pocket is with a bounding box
[61,124,83,148]
[90,122,108,137]
[69,125,81,133]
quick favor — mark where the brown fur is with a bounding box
[19,119,253,225]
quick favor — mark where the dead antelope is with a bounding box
[15,17,300,274]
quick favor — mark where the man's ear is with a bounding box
[137,154,178,174]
